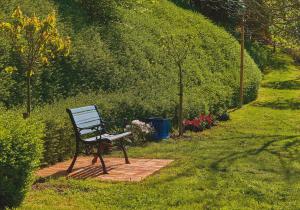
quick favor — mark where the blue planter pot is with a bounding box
[146,117,171,140]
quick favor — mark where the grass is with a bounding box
[21,54,300,209]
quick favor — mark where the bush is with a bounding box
[0,109,44,208]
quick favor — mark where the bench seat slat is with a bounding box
[83,132,132,142]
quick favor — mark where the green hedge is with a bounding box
[0,0,261,109]
[0,109,44,208]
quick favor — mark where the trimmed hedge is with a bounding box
[0,109,44,208]
[0,0,261,109]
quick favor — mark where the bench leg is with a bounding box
[67,144,79,173]
[120,141,130,164]
[92,153,98,164]
[92,143,106,164]
[97,143,108,174]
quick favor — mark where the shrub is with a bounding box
[0,109,44,208]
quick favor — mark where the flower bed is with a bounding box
[183,114,215,132]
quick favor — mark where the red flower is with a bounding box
[205,114,214,126]
[183,113,214,131]
[192,118,201,127]
[183,120,193,126]
[199,114,206,122]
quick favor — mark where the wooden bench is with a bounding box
[66,105,131,174]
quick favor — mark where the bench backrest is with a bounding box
[66,105,103,136]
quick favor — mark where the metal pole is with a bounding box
[239,14,245,108]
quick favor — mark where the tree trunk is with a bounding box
[178,63,184,136]
[26,71,31,118]
[239,16,245,108]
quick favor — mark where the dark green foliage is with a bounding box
[245,41,274,71]
[175,0,243,24]
[75,0,119,24]
[0,109,44,208]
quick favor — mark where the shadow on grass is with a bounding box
[35,164,115,182]
[268,59,289,71]
[252,99,300,110]
[210,135,300,181]
[262,79,300,90]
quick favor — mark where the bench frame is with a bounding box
[66,105,131,174]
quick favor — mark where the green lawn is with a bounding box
[22,54,300,209]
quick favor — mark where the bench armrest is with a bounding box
[77,124,104,131]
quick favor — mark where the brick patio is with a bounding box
[37,156,173,182]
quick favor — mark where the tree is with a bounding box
[265,0,300,48]
[0,7,70,118]
[185,0,300,47]
[161,34,195,136]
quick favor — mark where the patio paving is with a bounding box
[37,156,173,182]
